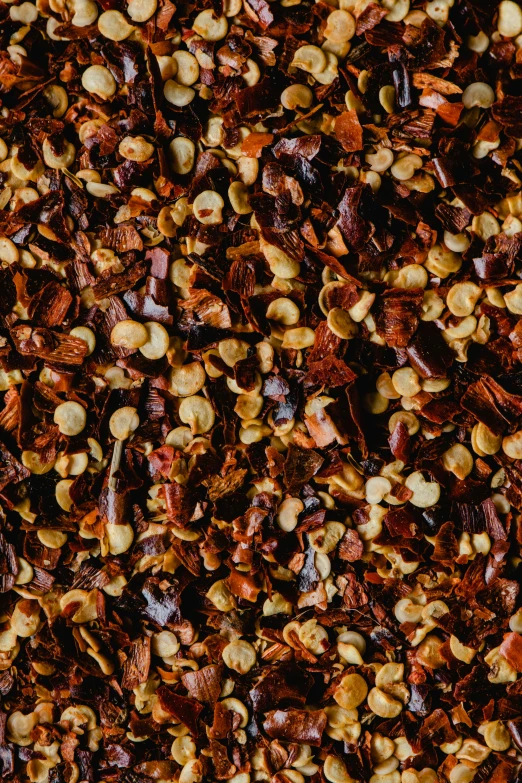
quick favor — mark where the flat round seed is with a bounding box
[70,326,96,355]
[1,0,520,771]
[192,9,228,40]
[98,10,134,40]
[109,407,140,440]
[292,45,326,74]
[178,396,215,433]
[139,322,170,360]
[169,137,196,174]
[193,190,224,224]
[82,65,117,99]
[172,51,199,86]
[164,81,195,107]
[324,10,355,43]
[111,320,149,350]
[327,308,357,339]
[127,0,157,22]
[54,401,87,437]
[119,136,155,162]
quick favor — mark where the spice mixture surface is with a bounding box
[0,0,522,781]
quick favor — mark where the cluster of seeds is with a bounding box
[0,0,522,781]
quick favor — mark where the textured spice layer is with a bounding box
[0,0,521,782]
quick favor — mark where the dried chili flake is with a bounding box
[0,1,519,781]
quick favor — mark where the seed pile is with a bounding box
[0,0,522,781]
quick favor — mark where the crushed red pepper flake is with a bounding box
[0,1,521,782]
